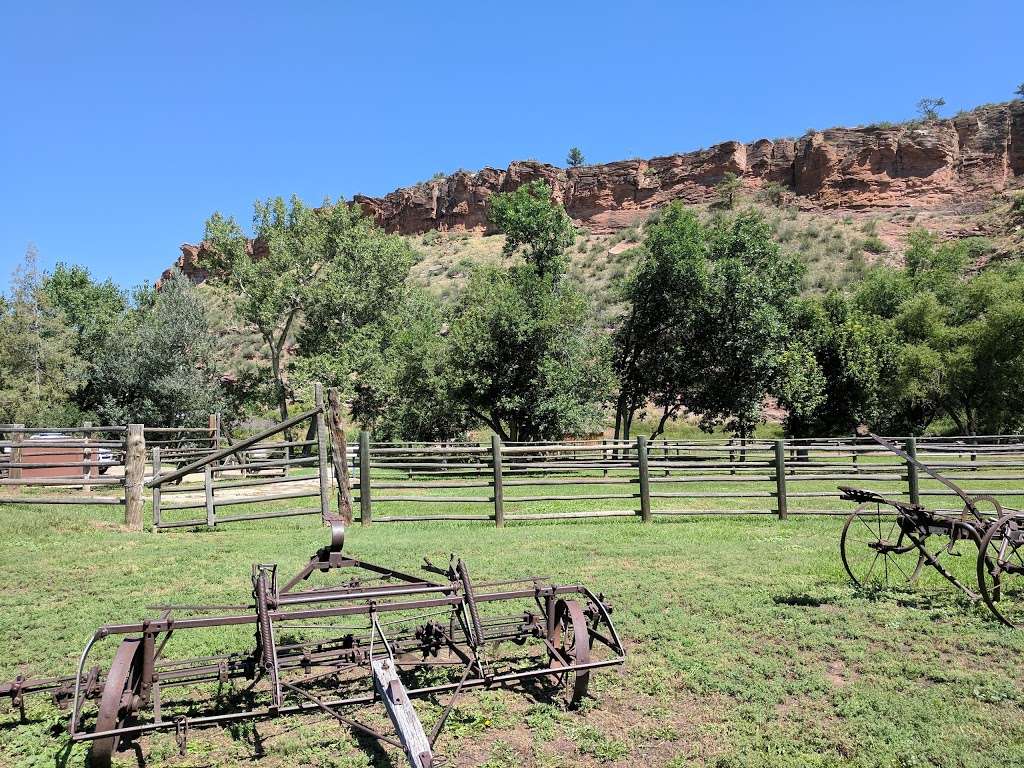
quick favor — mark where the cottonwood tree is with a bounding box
[91,270,225,427]
[41,263,127,413]
[775,293,900,437]
[613,206,803,440]
[692,211,804,437]
[349,290,474,441]
[446,182,613,441]
[204,196,412,427]
[613,203,709,440]
[488,180,576,278]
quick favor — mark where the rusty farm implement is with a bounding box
[0,523,623,767]
[0,389,625,768]
[839,434,1024,627]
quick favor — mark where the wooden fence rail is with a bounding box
[147,426,1024,530]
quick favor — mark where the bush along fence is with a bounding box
[144,399,1024,530]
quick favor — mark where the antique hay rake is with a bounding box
[838,434,1024,627]
[1,395,625,768]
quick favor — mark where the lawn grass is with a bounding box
[3,490,1024,767]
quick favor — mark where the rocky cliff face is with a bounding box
[167,102,1024,283]
[355,101,1024,235]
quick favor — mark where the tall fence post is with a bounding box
[774,440,788,520]
[905,436,921,506]
[637,435,651,522]
[314,383,331,522]
[204,465,215,527]
[359,430,372,526]
[209,413,222,453]
[151,446,162,528]
[82,420,93,494]
[124,424,145,531]
[491,434,504,528]
[10,424,23,480]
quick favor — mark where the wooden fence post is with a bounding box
[82,420,93,493]
[204,465,215,527]
[359,430,372,526]
[905,436,921,506]
[209,413,221,453]
[326,389,354,522]
[491,434,504,528]
[10,424,23,480]
[124,424,145,531]
[314,383,331,522]
[637,435,651,522]
[151,446,162,528]
[774,440,788,520]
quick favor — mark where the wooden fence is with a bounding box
[0,424,140,521]
[148,422,1024,530]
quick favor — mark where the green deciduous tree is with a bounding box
[0,247,87,425]
[204,196,411,427]
[613,203,709,440]
[775,293,900,437]
[349,290,474,441]
[488,181,576,279]
[447,183,612,441]
[694,211,805,437]
[40,263,127,412]
[91,270,225,427]
[614,204,803,439]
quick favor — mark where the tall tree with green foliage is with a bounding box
[349,290,474,440]
[613,203,709,440]
[0,247,86,425]
[91,270,224,427]
[204,196,411,426]
[775,293,900,437]
[40,263,127,412]
[291,213,414,395]
[488,180,576,279]
[447,182,613,441]
[614,206,803,439]
[693,211,805,437]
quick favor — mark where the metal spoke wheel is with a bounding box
[841,502,925,589]
[546,599,590,708]
[978,512,1024,628]
[89,638,145,768]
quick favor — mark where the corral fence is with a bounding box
[0,422,149,527]
[145,401,1024,530]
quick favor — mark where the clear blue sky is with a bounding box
[2,1,1021,289]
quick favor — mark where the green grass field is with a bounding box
[3,487,1024,768]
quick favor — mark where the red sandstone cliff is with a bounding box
[355,101,1024,235]
[167,101,1024,283]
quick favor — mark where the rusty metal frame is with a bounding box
[1,525,624,767]
[839,434,1024,627]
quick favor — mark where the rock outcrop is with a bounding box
[355,101,1024,235]
[167,102,1024,283]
